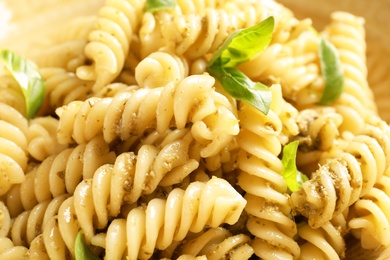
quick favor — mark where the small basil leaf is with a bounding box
[0,49,45,119]
[209,16,274,68]
[318,38,344,105]
[144,0,176,13]
[75,230,101,260]
[281,140,309,192]
[209,65,272,115]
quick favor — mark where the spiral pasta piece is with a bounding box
[291,115,390,228]
[236,85,300,260]
[294,107,343,173]
[348,175,390,249]
[74,135,199,243]
[0,74,27,116]
[239,25,322,106]
[38,67,93,116]
[30,40,88,72]
[0,102,29,196]
[28,234,50,260]
[322,12,377,134]
[56,73,240,158]
[135,51,189,88]
[101,176,246,260]
[173,227,254,259]
[0,201,11,237]
[27,116,68,161]
[4,135,116,217]
[0,237,28,260]
[76,0,145,92]
[297,220,346,260]
[10,194,70,248]
[139,0,297,59]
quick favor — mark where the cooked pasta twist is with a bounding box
[294,107,343,173]
[291,115,390,228]
[323,12,377,134]
[169,227,254,259]
[4,135,116,217]
[38,67,93,116]
[135,51,189,88]
[297,220,346,260]
[0,237,28,259]
[324,12,376,109]
[100,176,246,260]
[236,85,300,260]
[239,27,322,106]
[30,40,88,72]
[348,175,390,249]
[74,135,199,243]
[56,74,240,158]
[0,74,27,116]
[27,116,67,161]
[0,201,11,237]
[10,194,70,248]
[139,0,297,60]
[0,102,29,196]
[76,0,145,92]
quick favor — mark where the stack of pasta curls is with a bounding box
[1,0,390,259]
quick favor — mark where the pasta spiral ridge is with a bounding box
[236,85,300,260]
[4,135,116,218]
[297,220,346,260]
[324,12,375,109]
[76,0,145,92]
[291,115,390,228]
[0,74,27,116]
[348,175,390,249]
[294,107,343,173]
[101,176,246,260]
[31,40,88,72]
[9,194,70,248]
[0,102,29,196]
[38,67,93,116]
[135,51,189,88]
[139,0,296,60]
[0,201,11,237]
[56,74,240,158]
[0,237,29,259]
[168,227,254,260]
[239,29,322,106]
[323,11,377,134]
[74,135,199,244]
[27,116,68,162]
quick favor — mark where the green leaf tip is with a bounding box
[318,38,344,105]
[281,140,309,192]
[145,0,176,13]
[207,16,275,115]
[75,230,101,260]
[0,49,45,119]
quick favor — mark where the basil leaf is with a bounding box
[208,65,272,114]
[144,0,176,13]
[75,230,101,260]
[0,49,45,119]
[318,38,344,105]
[281,140,309,192]
[209,16,274,68]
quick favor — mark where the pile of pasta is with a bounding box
[1,0,390,259]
